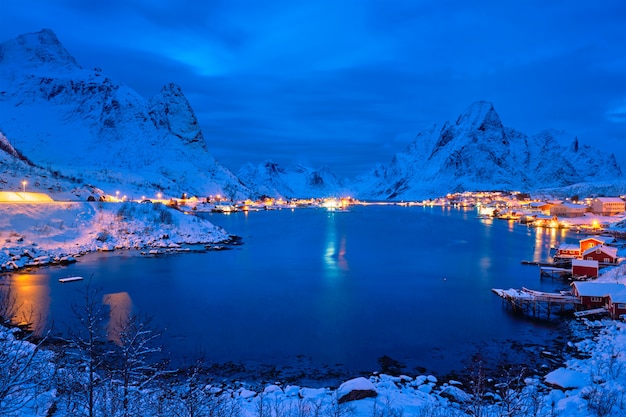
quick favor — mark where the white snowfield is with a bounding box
[0,201,229,271]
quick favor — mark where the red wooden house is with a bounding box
[571,282,622,308]
[582,245,619,265]
[571,259,599,278]
[571,282,626,318]
[607,289,626,318]
[579,237,608,253]
[555,243,580,259]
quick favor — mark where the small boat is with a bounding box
[58,276,84,283]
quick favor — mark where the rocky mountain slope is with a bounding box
[237,160,349,198]
[0,29,250,200]
[354,101,623,200]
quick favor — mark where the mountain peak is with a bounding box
[0,28,81,72]
[455,100,503,132]
[149,83,204,147]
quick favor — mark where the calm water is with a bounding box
[5,205,572,378]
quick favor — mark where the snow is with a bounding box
[336,377,376,398]
[0,201,229,271]
[545,368,591,390]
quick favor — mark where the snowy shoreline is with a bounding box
[0,201,231,273]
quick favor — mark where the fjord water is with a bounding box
[11,205,570,377]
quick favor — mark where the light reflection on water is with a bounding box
[103,291,133,344]
[9,273,50,333]
[1,206,585,376]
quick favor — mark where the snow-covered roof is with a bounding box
[572,282,626,297]
[572,259,598,268]
[594,197,625,203]
[560,202,587,210]
[609,288,626,303]
[580,236,609,244]
[582,244,618,258]
[557,243,580,251]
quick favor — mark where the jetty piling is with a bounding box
[492,287,581,318]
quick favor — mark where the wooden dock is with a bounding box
[492,287,581,318]
[540,266,571,279]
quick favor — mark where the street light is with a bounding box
[21,180,27,194]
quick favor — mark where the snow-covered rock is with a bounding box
[544,367,591,390]
[336,377,377,404]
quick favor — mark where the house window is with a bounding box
[591,297,602,302]
[605,258,610,263]
[618,303,626,309]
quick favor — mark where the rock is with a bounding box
[337,377,377,404]
[300,387,327,399]
[238,388,256,400]
[263,385,282,394]
[439,385,471,403]
[544,367,590,390]
[417,384,433,394]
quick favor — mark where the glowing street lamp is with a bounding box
[21,180,27,194]
[116,191,120,201]
[157,192,162,201]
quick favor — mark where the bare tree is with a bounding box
[67,282,109,417]
[0,284,19,325]
[0,323,54,415]
[109,312,164,417]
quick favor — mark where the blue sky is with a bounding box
[1,0,625,177]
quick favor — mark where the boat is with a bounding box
[58,276,84,283]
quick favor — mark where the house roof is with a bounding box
[572,259,599,268]
[580,236,608,244]
[557,243,580,251]
[572,282,626,297]
[582,245,618,258]
[560,202,587,210]
[595,197,625,204]
[609,288,626,303]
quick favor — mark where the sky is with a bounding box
[1,0,625,178]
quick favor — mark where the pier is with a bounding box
[492,287,581,318]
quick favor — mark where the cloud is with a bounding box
[1,0,626,175]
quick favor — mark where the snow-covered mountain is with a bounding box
[238,160,349,198]
[354,101,623,200]
[0,29,250,200]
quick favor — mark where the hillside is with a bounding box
[0,29,250,200]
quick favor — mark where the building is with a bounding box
[607,289,626,318]
[571,259,599,279]
[555,243,580,259]
[527,201,551,215]
[549,202,587,217]
[582,245,619,265]
[590,197,625,216]
[579,237,609,253]
[571,282,625,309]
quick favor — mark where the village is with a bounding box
[429,191,626,321]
